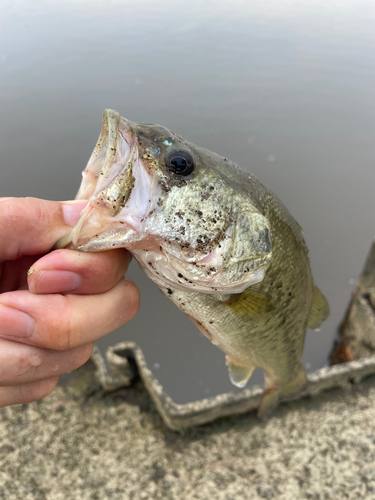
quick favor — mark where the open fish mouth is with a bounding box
[56,109,272,295]
[75,109,135,209]
[56,109,160,251]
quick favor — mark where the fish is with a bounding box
[56,109,329,417]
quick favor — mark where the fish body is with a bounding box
[57,109,329,416]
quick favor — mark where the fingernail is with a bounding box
[0,305,34,338]
[62,202,87,226]
[30,270,82,294]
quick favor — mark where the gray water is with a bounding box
[1,0,374,403]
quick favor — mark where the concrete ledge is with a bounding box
[1,359,375,499]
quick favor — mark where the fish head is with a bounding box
[57,109,272,294]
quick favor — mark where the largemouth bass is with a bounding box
[57,109,329,416]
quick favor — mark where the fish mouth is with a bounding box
[56,109,142,250]
[75,109,136,207]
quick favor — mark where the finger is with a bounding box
[0,278,140,350]
[0,255,42,293]
[0,198,87,262]
[0,338,93,386]
[28,248,132,295]
[0,376,60,408]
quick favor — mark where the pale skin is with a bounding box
[0,197,140,408]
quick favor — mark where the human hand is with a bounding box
[0,197,139,407]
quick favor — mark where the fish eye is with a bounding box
[165,150,195,176]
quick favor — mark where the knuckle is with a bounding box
[0,197,25,218]
[41,295,74,350]
[0,198,58,260]
[15,352,40,380]
[14,349,31,372]
[0,344,41,385]
[0,197,38,224]
[0,198,28,259]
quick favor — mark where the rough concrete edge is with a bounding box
[91,341,375,431]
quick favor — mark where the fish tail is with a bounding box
[258,363,307,418]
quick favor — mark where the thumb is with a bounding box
[60,200,88,227]
[0,197,87,261]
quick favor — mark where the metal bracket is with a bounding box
[91,341,375,431]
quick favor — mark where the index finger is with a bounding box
[0,197,87,261]
[0,278,140,350]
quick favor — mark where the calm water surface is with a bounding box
[1,0,375,403]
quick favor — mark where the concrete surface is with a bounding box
[1,359,375,500]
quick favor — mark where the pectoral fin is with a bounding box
[307,286,329,330]
[224,288,274,319]
[226,356,254,388]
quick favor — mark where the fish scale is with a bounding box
[56,109,329,417]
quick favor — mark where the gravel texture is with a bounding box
[1,361,375,500]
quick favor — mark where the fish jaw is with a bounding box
[56,109,162,251]
[56,109,272,295]
[132,247,269,295]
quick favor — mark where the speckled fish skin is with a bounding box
[56,109,329,416]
